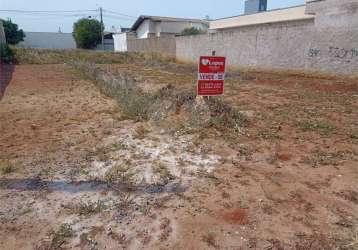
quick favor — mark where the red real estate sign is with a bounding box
[197,56,226,96]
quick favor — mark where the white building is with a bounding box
[113,15,208,52]
[131,15,208,39]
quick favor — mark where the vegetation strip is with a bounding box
[70,60,248,133]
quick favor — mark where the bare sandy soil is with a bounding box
[0,63,357,250]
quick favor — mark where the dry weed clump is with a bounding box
[71,60,153,121]
[51,224,74,249]
[0,161,15,174]
[77,201,106,216]
[206,97,249,132]
[152,162,174,184]
[71,61,248,134]
[105,162,136,185]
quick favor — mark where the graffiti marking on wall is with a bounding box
[308,47,358,62]
[329,46,358,60]
[308,48,320,57]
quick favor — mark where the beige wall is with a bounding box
[127,35,176,56]
[176,0,358,75]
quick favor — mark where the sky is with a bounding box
[0,0,304,33]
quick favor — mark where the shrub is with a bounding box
[73,18,103,49]
[0,44,14,63]
[181,27,204,36]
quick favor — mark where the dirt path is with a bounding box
[0,64,357,250]
[0,64,123,249]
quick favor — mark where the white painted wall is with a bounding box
[113,33,128,52]
[137,19,151,39]
[135,19,208,38]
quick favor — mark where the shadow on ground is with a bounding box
[0,178,188,194]
[0,63,15,100]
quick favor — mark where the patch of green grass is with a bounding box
[0,162,15,175]
[257,129,282,140]
[138,202,151,216]
[111,141,128,151]
[13,48,176,65]
[349,130,358,140]
[51,224,74,250]
[297,120,336,136]
[294,91,326,101]
[301,150,349,167]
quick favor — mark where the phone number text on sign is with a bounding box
[197,56,226,96]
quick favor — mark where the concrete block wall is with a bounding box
[18,32,76,49]
[176,0,358,75]
[127,35,176,56]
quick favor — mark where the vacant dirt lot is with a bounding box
[0,57,357,250]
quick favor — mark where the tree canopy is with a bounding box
[3,19,25,45]
[73,18,103,49]
[181,27,204,36]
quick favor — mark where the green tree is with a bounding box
[3,19,25,45]
[73,18,103,49]
[181,27,204,36]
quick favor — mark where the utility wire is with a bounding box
[0,9,97,13]
[2,15,99,20]
[0,9,136,19]
[1,13,94,17]
[102,14,135,21]
[102,9,136,19]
